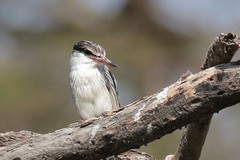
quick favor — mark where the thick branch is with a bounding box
[1,62,240,160]
[173,32,240,160]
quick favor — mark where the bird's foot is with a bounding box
[78,117,98,127]
[102,108,124,118]
[101,111,112,117]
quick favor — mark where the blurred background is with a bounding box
[0,0,240,159]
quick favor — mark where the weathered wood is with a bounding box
[201,32,239,69]
[106,150,156,160]
[172,32,240,160]
[0,61,240,160]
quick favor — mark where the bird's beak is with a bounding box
[90,55,118,67]
[103,57,118,67]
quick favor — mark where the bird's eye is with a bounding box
[82,49,93,55]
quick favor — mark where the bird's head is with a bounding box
[72,40,118,67]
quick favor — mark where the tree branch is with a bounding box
[172,32,240,160]
[1,60,240,159]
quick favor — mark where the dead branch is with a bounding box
[0,60,240,159]
[172,32,240,160]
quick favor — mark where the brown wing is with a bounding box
[100,66,120,109]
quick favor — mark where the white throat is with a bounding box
[70,51,96,71]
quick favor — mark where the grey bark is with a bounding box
[0,60,240,159]
[172,32,240,160]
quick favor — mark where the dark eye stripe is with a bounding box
[82,49,93,55]
[73,44,93,55]
[73,41,104,57]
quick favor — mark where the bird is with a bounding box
[69,40,120,120]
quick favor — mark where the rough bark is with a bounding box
[106,150,156,160]
[0,60,240,159]
[172,32,240,160]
